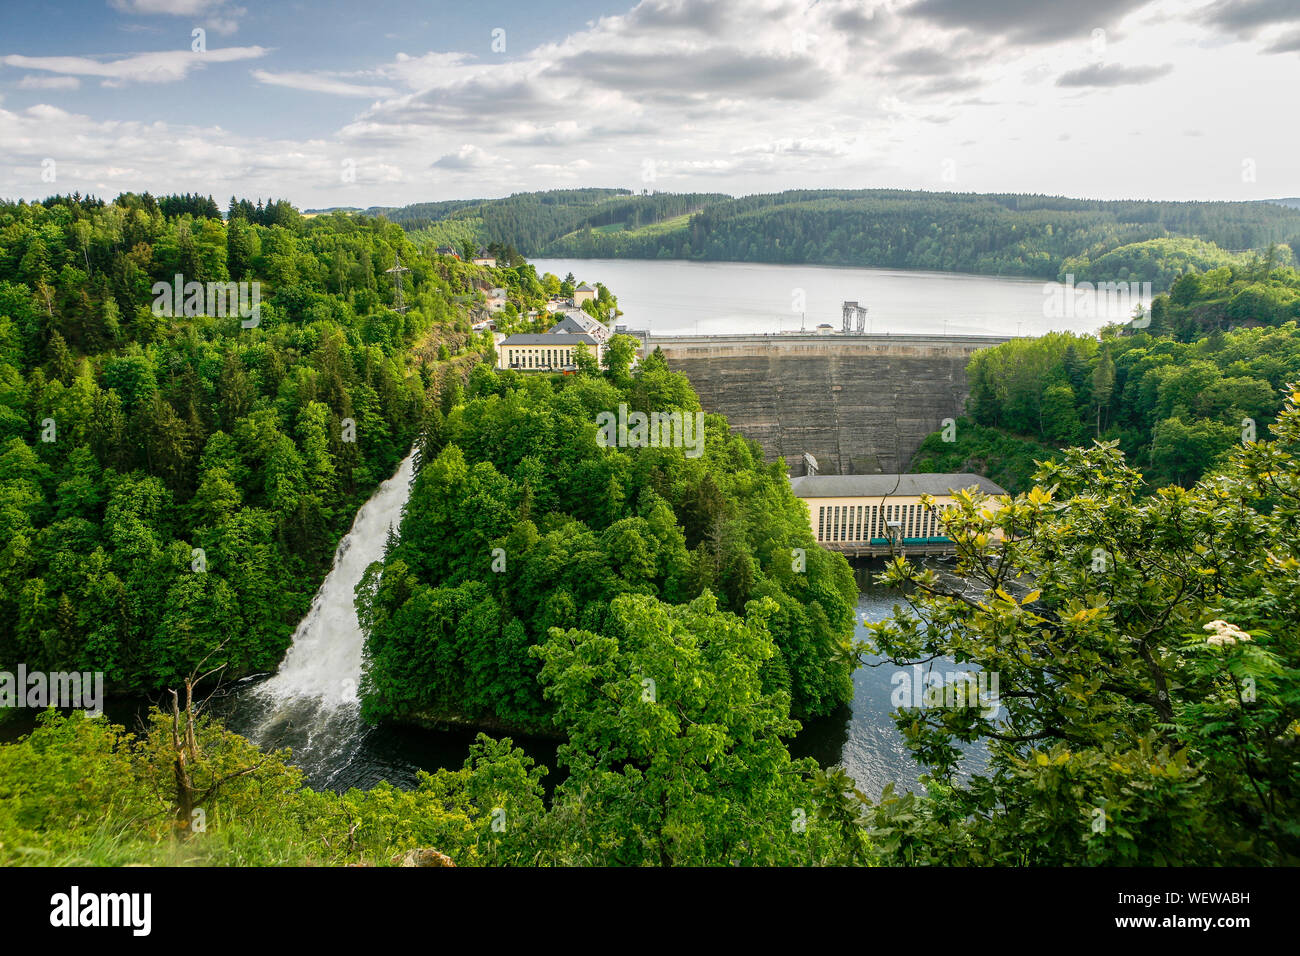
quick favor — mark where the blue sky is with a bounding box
[1,0,1298,206]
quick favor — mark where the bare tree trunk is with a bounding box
[166,669,263,842]
[169,687,197,839]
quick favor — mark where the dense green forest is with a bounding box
[912,264,1300,492]
[5,386,1298,865]
[2,190,1297,868]
[381,188,726,256]
[373,187,1300,290]
[1060,236,1265,290]
[0,192,524,694]
[359,355,858,728]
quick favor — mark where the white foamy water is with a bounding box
[231,449,417,787]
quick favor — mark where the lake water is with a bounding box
[532,257,1145,338]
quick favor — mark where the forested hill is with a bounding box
[372,189,728,255]
[912,262,1300,493]
[0,192,540,694]
[374,187,1300,290]
[359,355,859,732]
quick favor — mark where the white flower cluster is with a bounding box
[1204,620,1252,647]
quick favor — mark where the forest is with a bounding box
[358,355,859,730]
[912,263,1300,492]
[0,193,512,695]
[0,191,1296,867]
[370,187,1300,291]
[382,188,726,257]
[4,372,1297,866]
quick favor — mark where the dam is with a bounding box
[638,332,1009,475]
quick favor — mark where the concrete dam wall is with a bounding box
[641,333,1008,476]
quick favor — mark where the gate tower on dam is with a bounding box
[637,332,1010,476]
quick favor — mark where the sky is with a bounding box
[0,0,1297,208]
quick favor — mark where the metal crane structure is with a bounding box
[841,300,868,333]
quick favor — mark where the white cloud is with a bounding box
[18,75,81,90]
[251,70,397,98]
[431,144,503,169]
[109,1,247,35]
[202,16,242,37]
[109,0,226,13]
[1,46,269,86]
[3,0,1297,204]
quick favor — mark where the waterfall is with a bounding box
[229,448,417,788]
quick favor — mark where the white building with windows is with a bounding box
[789,473,1007,554]
[496,333,604,372]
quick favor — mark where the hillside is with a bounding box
[374,189,727,255]
[0,193,532,694]
[375,188,1300,290]
[910,263,1300,492]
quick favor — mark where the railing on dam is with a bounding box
[638,331,1012,357]
[822,536,961,558]
[641,331,1012,345]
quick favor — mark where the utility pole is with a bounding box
[386,252,412,314]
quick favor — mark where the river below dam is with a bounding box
[2,451,987,800]
[210,452,986,798]
[214,568,986,798]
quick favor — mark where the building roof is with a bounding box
[576,282,595,291]
[789,473,1008,498]
[548,311,608,337]
[499,333,600,346]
